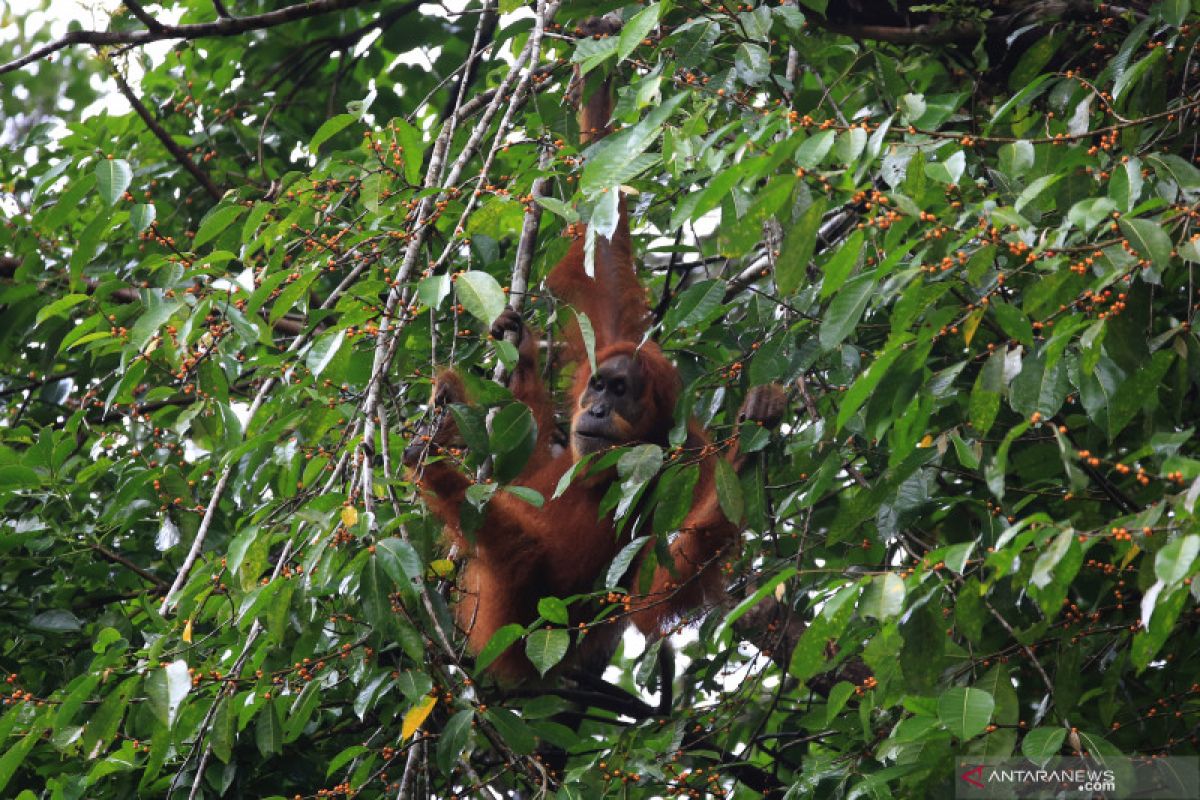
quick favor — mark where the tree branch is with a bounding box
[0,0,374,76]
[109,67,223,202]
[92,544,169,590]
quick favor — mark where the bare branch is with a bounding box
[1,0,372,76]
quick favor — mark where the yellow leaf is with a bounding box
[401,694,438,739]
[1120,544,1141,570]
[340,506,358,527]
[918,434,934,448]
[430,559,456,579]
[962,308,984,346]
[182,618,193,643]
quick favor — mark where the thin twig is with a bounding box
[109,66,223,201]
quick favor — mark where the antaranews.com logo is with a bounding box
[955,756,1198,798]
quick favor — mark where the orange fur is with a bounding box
[409,62,780,682]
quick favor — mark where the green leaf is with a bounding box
[146,659,191,729]
[393,118,426,185]
[970,350,1004,435]
[305,329,345,378]
[309,113,356,152]
[35,293,89,327]
[1146,152,1200,191]
[1009,347,1068,418]
[0,731,37,794]
[490,402,536,482]
[255,700,282,757]
[998,140,1034,179]
[1133,584,1188,671]
[537,596,568,626]
[819,230,863,299]
[937,687,994,740]
[663,280,724,333]
[714,458,744,525]
[375,537,423,595]
[776,199,826,295]
[1068,197,1117,231]
[129,202,155,232]
[988,302,1036,345]
[988,74,1053,131]
[674,166,742,230]
[29,609,82,632]
[576,310,597,375]
[925,150,965,185]
[210,697,235,763]
[455,271,507,327]
[617,444,664,486]
[606,535,651,589]
[1014,174,1062,214]
[1008,33,1062,91]
[1160,0,1189,26]
[437,710,474,775]
[525,628,570,676]
[283,681,321,744]
[581,93,686,196]
[573,35,619,74]
[652,464,699,534]
[860,573,906,620]
[986,420,1030,500]
[836,335,910,431]
[475,623,524,672]
[734,43,769,85]
[94,158,132,205]
[0,465,40,490]
[835,127,868,166]
[533,195,579,223]
[1118,217,1172,271]
[1155,534,1198,586]
[484,708,535,755]
[81,676,140,759]
[1110,158,1144,212]
[789,584,860,681]
[193,204,246,250]
[820,272,876,350]
[618,3,660,63]
[326,745,370,778]
[1114,47,1164,103]
[1021,726,1066,766]
[43,173,96,229]
[794,130,835,169]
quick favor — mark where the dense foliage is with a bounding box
[3,0,1200,797]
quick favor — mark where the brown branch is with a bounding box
[454,62,560,123]
[92,544,170,590]
[810,0,1097,45]
[0,370,77,399]
[123,0,165,32]
[109,67,223,202]
[816,19,980,44]
[0,0,373,76]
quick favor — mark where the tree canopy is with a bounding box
[2,0,1200,797]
